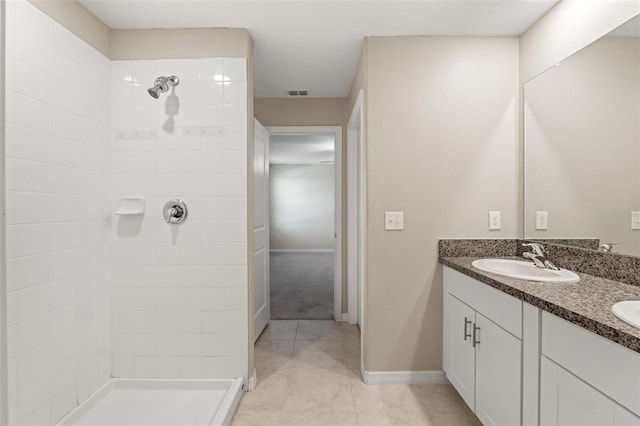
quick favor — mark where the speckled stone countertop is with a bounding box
[441,256,640,354]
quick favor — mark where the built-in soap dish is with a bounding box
[116,196,145,215]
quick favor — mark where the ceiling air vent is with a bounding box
[287,90,309,96]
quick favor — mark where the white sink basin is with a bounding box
[612,301,640,329]
[471,258,580,283]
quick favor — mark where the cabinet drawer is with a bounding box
[444,267,522,338]
[542,312,640,416]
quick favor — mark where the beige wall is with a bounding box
[28,0,110,57]
[270,164,335,250]
[255,97,348,128]
[524,37,640,255]
[364,36,519,371]
[255,97,350,312]
[110,28,252,60]
[520,0,640,83]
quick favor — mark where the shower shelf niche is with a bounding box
[115,196,145,215]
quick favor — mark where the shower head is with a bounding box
[148,75,179,99]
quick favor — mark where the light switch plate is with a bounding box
[536,211,548,230]
[489,211,501,230]
[385,212,404,230]
[632,211,640,230]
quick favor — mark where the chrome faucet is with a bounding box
[522,243,560,270]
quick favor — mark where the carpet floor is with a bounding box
[270,251,334,320]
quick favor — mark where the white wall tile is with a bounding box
[179,334,201,357]
[179,311,202,333]
[107,58,248,384]
[14,26,48,73]
[224,356,248,379]
[200,59,224,82]
[51,382,76,424]
[11,58,49,102]
[223,58,247,82]
[157,357,179,378]
[15,284,51,323]
[19,399,51,426]
[157,334,180,356]
[179,357,201,379]
[14,92,49,133]
[202,357,225,378]
[222,334,246,357]
[17,372,50,418]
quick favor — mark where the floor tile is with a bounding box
[278,410,358,426]
[297,320,342,340]
[259,320,299,340]
[236,368,290,412]
[282,367,356,413]
[233,321,478,426]
[292,339,347,370]
[255,340,295,371]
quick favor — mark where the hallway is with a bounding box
[270,253,334,320]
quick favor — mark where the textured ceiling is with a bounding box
[80,0,560,97]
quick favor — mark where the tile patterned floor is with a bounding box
[231,320,481,426]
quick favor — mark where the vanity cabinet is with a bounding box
[443,267,522,425]
[540,312,640,425]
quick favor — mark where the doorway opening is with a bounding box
[267,126,342,321]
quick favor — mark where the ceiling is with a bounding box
[270,134,335,164]
[80,0,560,98]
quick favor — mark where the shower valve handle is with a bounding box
[163,200,188,224]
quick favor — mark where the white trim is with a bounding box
[0,1,7,421]
[247,369,257,392]
[362,369,450,385]
[270,249,334,253]
[267,126,343,322]
[339,313,349,322]
[347,90,364,326]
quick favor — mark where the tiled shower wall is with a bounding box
[5,1,112,424]
[5,1,249,424]
[110,59,249,380]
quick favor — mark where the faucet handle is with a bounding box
[597,243,620,253]
[522,242,545,256]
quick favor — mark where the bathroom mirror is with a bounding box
[523,14,640,257]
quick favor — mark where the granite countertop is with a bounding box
[441,256,640,353]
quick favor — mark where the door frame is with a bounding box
[267,125,343,322]
[347,91,365,325]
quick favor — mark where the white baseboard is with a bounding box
[361,367,449,385]
[247,369,257,392]
[270,249,335,253]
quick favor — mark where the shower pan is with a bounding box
[57,379,243,426]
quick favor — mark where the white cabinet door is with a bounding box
[541,356,614,426]
[445,294,476,411]
[475,312,522,426]
[615,405,640,426]
[541,356,640,426]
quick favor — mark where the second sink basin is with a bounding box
[612,301,640,329]
[471,258,580,283]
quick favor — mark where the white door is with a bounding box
[475,312,522,426]
[444,294,476,411]
[253,119,270,341]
